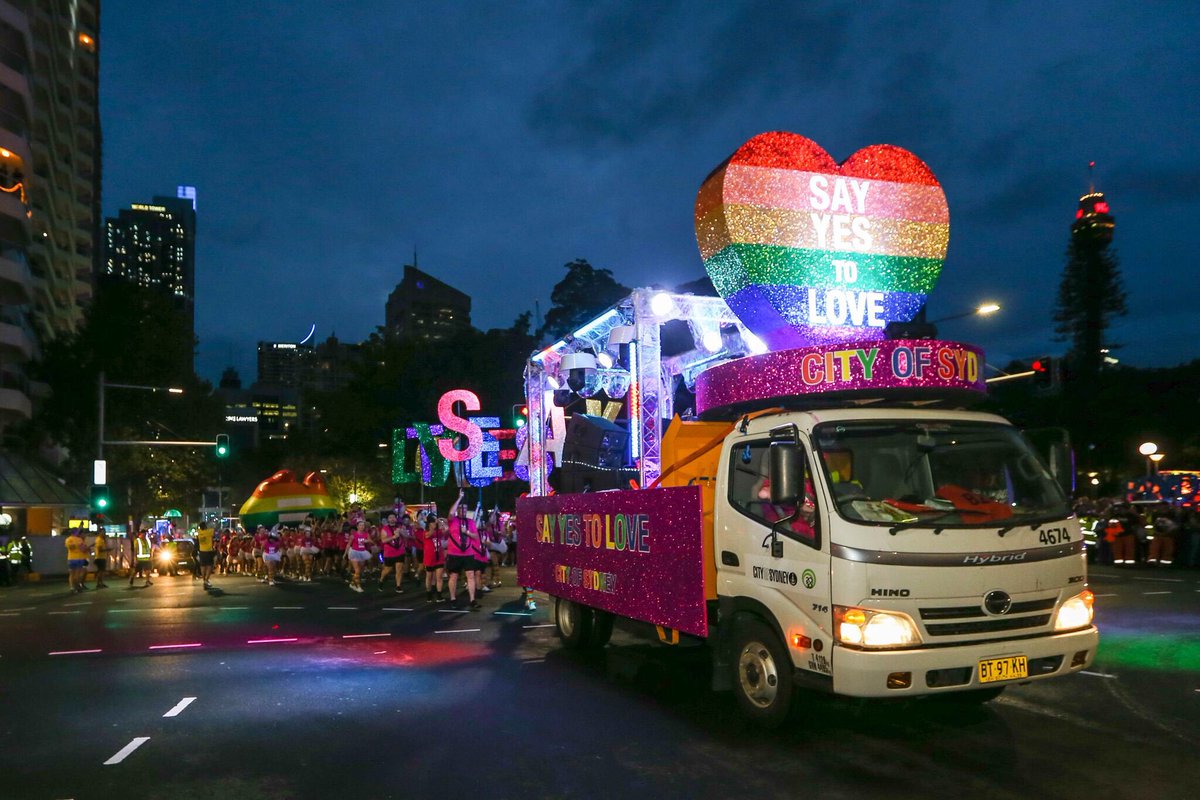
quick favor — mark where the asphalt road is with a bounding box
[1,564,1197,800]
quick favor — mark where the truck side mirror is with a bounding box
[769,443,801,505]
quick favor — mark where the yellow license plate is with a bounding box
[978,655,1028,684]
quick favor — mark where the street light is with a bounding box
[1150,453,1164,474]
[1138,442,1158,474]
[97,371,185,459]
[929,302,1002,324]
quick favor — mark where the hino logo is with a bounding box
[962,552,1028,565]
[870,588,911,597]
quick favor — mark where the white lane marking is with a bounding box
[63,602,92,607]
[1143,591,1172,595]
[49,648,103,656]
[273,606,304,610]
[523,624,555,629]
[108,609,141,613]
[493,610,533,617]
[247,637,298,644]
[115,598,133,602]
[435,628,480,634]
[373,650,387,654]
[1094,593,1118,597]
[438,609,469,614]
[148,643,203,650]
[343,633,391,639]
[104,737,150,765]
[1080,670,1118,679]
[1132,576,1183,583]
[48,611,80,615]
[327,606,357,610]
[162,697,196,717]
[382,608,413,612]
[6,606,35,611]
[0,612,21,617]
[219,606,249,610]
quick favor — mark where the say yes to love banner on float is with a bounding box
[517,486,708,637]
[695,131,949,351]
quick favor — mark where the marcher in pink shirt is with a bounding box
[345,520,373,593]
[377,514,405,593]
[444,490,481,610]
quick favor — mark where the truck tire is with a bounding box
[555,597,593,649]
[731,618,794,727]
[588,609,614,648]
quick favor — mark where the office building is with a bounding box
[385,264,472,341]
[103,191,196,331]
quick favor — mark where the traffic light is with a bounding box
[1030,357,1054,387]
[90,484,111,512]
[513,404,528,428]
[215,433,230,458]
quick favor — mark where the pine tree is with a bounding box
[1053,233,1126,383]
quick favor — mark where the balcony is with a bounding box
[0,318,33,361]
[0,249,32,304]
[0,385,32,424]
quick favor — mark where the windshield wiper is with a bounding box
[889,511,959,535]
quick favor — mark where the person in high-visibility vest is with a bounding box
[7,538,24,581]
[128,531,154,587]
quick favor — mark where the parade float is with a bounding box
[515,132,1097,725]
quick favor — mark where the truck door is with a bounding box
[726,438,832,677]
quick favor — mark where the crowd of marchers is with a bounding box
[1075,498,1200,568]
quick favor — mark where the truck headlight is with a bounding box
[834,605,922,649]
[1053,589,1094,631]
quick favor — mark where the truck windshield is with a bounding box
[813,420,1070,529]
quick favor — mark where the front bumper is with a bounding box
[828,626,1098,697]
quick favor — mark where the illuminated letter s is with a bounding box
[437,389,483,462]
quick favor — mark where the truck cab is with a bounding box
[713,407,1097,719]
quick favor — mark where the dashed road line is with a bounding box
[1143,591,1172,595]
[49,648,102,656]
[148,643,202,650]
[162,697,196,717]
[104,737,150,765]
[438,609,469,614]
[343,633,391,639]
[382,608,413,612]
[327,606,357,610]
[0,612,21,617]
[63,602,92,607]
[248,637,298,644]
[1080,670,1117,679]
[1094,593,1118,597]
[1132,576,1184,583]
[48,611,80,615]
[435,628,480,634]
[523,624,555,629]
[273,606,304,610]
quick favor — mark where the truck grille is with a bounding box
[919,597,1056,637]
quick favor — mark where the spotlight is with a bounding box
[596,352,614,369]
[742,330,768,355]
[560,352,597,393]
[702,330,724,353]
[650,292,676,318]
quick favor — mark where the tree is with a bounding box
[1053,237,1127,384]
[538,259,630,341]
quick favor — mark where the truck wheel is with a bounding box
[588,609,614,648]
[731,618,793,727]
[555,597,593,649]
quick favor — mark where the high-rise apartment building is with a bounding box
[0,0,101,434]
[385,264,472,342]
[103,191,196,331]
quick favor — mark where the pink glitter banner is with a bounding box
[695,339,987,417]
[517,486,708,637]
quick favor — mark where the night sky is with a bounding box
[100,2,1200,385]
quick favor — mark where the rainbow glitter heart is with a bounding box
[695,131,949,351]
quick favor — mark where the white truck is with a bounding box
[517,290,1097,725]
